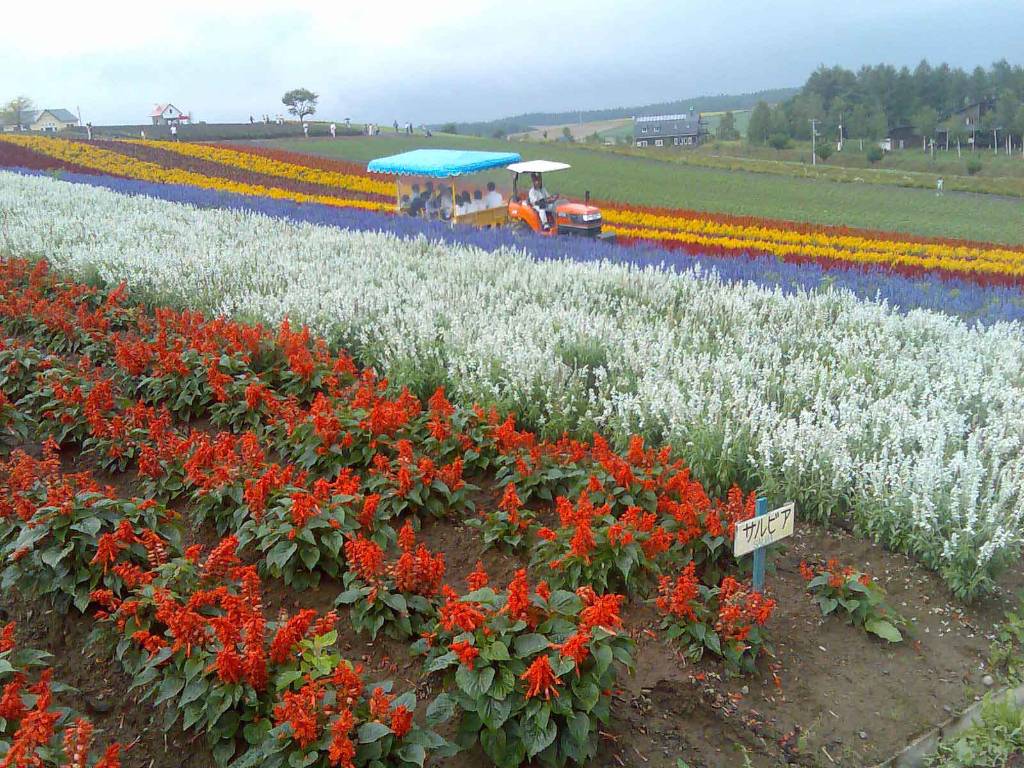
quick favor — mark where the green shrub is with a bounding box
[966,157,983,175]
[866,146,884,164]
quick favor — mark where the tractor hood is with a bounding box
[555,202,600,216]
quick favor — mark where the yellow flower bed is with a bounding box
[0,135,390,214]
[126,139,393,197]
[605,224,1024,278]
[601,207,1024,273]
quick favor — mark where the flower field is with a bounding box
[2,170,1023,605]
[4,135,1024,286]
[1,143,1024,767]
[0,252,793,767]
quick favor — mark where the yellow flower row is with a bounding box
[0,136,390,214]
[600,207,1024,272]
[605,224,1024,279]
[126,139,393,197]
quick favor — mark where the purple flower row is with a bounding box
[11,167,1024,325]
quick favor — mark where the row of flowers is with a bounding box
[2,171,1020,599]
[0,136,390,214]
[128,139,393,197]
[3,136,1024,287]
[0,255,789,766]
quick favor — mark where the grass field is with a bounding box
[262,134,1024,244]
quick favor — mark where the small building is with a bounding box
[633,111,706,148]
[0,108,78,133]
[935,97,996,147]
[886,125,922,151]
[30,109,79,132]
[150,104,191,126]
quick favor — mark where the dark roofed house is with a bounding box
[633,110,707,148]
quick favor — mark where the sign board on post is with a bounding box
[735,499,795,593]
[734,501,795,557]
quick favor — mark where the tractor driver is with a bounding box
[528,173,553,230]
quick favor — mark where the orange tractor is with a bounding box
[505,160,613,240]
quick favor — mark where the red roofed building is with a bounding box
[151,104,190,126]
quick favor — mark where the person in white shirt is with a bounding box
[170,124,177,140]
[330,123,336,138]
[483,181,503,209]
[471,189,485,212]
[527,174,552,229]
[302,123,309,138]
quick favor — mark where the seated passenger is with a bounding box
[407,191,428,218]
[471,189,485,212]
[455,191,471,217]
[484,181,503,209]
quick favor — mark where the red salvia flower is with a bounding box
[328,708,356,768]
[450,640,479,670]
[344,535,385,582]
[520,654,561,700]
[390,704,413,739]
[269,609,317,664]
[553,628,591,671]
[0,621,15,653]
[466,561,489,590]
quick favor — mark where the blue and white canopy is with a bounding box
[367,149,521,178]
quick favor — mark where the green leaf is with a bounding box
[514,633,550,657]
[397,743,426,766]
[483,641,510,662]
[180,677,208,706]
[426,693,455,726]
[522,714,558,757]
[456,664,495,699]
[267,540,297,571]
[299,545,320,571]
[865,619,903,643]
[212,739,235,766]
[567,711,590,746]
[357,721,392,743]
[154,675,185,706]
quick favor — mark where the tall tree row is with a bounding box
[748,59,1024,146]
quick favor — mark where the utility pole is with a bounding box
[809,118,818,165]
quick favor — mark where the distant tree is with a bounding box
[2,95,34,130]
[281,88,318,122]
[717,110,740,140]
[491,128,506,139]
[866,145,884,164]
[1014,106,1024,146]
[747,101,772,144]
[814,141,833,161]
[440,123,458,134]
[965,156,983,175]
[561,126,574,142]
[768,132,791,150]
[912,106,938,139]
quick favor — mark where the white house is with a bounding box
[0,108,79,133]
[30,109,79,132]
[150,104,190,126]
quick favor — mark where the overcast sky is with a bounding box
[3,0,1020,125]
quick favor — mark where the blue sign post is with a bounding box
[751,496,768,593]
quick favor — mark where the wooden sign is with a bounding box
[734,502,795,557]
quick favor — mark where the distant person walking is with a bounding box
[85,123,92,140]
[303,122,309,138]
[330,123,337,138]
[936,177,944,196]
[394,120,399,132]
[249,115,254,124]
[170,124,178,141]
[140,129,146,139]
